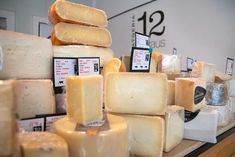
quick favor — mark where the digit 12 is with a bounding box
[137,10,165,37]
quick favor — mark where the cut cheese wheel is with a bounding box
[152,51,162,72]
[112,114,164,157]
[53,114,129,157]
[167,80,175,105]
[102,58,122,76]
[15,80,56,119]
[162,54,181,73]
[53,45,114,67]
[192,61,215,83]
[0,30,53,79]
[48,0,107,27]
[19,132,69,157]
[105,72,167,115]
[226,78,235,96]
[175,78,206,112]
[66,75,103,125]
[51,22,112,47]
[164,105,184,152]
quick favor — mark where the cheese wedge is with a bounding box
[167,80,175,105]
[15,80,56,119]
[175,78,206,112]
[152,51,162,72]
[0,30,52,79]
[192,61,215,83]
[105,72,167,115]
[66,75,103,125]
[54,114,129,157]
[51,22,112,47]
[19,132,69,157]
[48,0,107,27]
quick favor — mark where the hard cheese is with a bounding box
[19,132,69,157]
[175,78,206,112]
[51,22,112,47]
[0,30,53,79]
[54,114,129,157]
[48,0,107,27]
[192,61,215,83]
[102,58,122,76]
[105,72,167,115]
[15,80,56,119]
[167,80,175,105]
[152,51,162,72]
[66,75,103,125]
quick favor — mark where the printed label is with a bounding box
[18,118,45,132]
[194,86,206,104]
[45,115,65,132]
[135,32,150,48]
[78,57,100,76]
[187,57,194,71]
[184,110,200,122]
[0,46,3,71]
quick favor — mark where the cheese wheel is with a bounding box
[53,114,129,157]
[51,22,112,47]
[0,30,53,79]
[167,80,175,105]
[48,0,107,27]
[19,132,69,157]
[192,61,215,83]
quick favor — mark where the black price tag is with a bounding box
[187,57,194,72]
[225,57,234,76]
[135,32,150,48]
[18,118,45,132]
[78,57,100,76]
[184,110,200,122]
[194,86,206,105]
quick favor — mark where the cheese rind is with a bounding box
[48,0,107,27]
[52,22,112,47]
[0,30,53,79]
[66,75,103,125]
[105,72,167,115]
[54,114,129,157]
[167,80,175,105]
[19,132,69,157]
[192,61,215,83]
[15,80,56,119]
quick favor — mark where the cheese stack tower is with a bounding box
[105,72,167,156]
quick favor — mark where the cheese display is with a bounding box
[102,58,122,76]
[167,80,175,105]
[51,22,112,47]
[206,83,228,106]
[53,45,114,67]
[225,78,235,96]
[0,80,17,157]
[105,72,167,115]
[48,0,107,27]
[214,71,232,83]
[54,114,129,157]
[0,30,53,79]
[191,61,216,83]
[162,54,181,73]
[175,78,206,112]
[18,132,69,157]
[15,80,56,119]
[152,51,162,72]
[164,105,184,152]
[184,107,218,143]
[114,114,164,157]
[66,75,103,125]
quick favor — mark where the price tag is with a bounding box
[0,46,3,71]
[130,47,151,72]
[78,57,100,76]
[187,57,194,71]
[18,118,45,132]
[225,57,234,76]
[45,115,65,132]
[53,57,78,87]
[135,32,150,48]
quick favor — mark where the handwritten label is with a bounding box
[18,118,45,132]
[78,57,100,76]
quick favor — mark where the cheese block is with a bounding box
[48,0,107,27]
[0,30,53,79]
[229,97,235,113]
[152,51,162,72]
[54,114,129,157]
[0,80,17,157]
[53,45,114,67]
[175,78,206,112]
[164,105,184,152]
[15,80,56,119]
[105,72,167,115]
[113,114,164,157]
[184,107,218,143]
[102,58,122,76]
[167,80,175,105]
[192,61,215,83]
[214,71,232,83]
[51,22,112,47]
[149,58,157,73]
[167,73,181,80]
[66,75,103,125]
[19,132,69,157]
[120,55,130,72]
[225,78,235,96]
[162,54,181,73]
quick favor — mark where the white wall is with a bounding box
[96,0,235,75]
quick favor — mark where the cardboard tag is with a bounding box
[18,118,45,132]
[135,32,150,48]
[0,46,3,71]
[78,57,100,76]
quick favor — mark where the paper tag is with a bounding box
[130,47,151,72]
[78,57,100,76]
[53,57,78,87]
[135,32,150,48]
[184,110,200,122]
[0,46,3,71]
[194,86,207,105]
[187,57,194,71]
[225,57,234,76]
[45,115,66,132]
[18,118,45,132]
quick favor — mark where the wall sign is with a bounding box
[225,57,234,76]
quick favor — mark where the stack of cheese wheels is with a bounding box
[54,75,129,157]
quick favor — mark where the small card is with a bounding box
[18,118,45,132]
[135,32,150,48]
[130,47,152,72]
[187,57,194,71]
[225,57,234,76]
[78,57,100,76]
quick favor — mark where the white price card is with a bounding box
[45,115,66,132]
[78,57,100,76]
[53,57,78,87]
[0,46,3,71]
[187,57,194,71]
[18,118,45,132]
[135,32,150,48]
[225,57,234,76]
[130,47,151,72]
